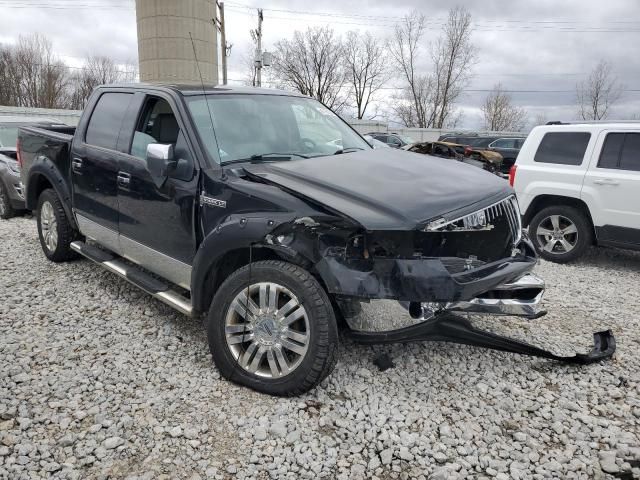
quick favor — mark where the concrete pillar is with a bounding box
[136,0,218,85]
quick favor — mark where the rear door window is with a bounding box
[598,132,640,171]
[598,133,625,169]
[85,92,133,150]
[534,132,591,165]
[620,133,640,172]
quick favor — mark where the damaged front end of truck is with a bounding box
[228,163,615,365]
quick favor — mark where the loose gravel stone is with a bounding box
[1,217,640,479]
[103,437,124,450]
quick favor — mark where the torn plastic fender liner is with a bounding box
[191,213,299,312]
[349,313,616,365]
[315,255,537,303]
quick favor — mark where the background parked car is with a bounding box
[439,134,525,174]
[363,134,390,149]
[366,132,415,148]
[404,140,503,174]
[485,137,526,172]
[0,117,69,219]
[512,122,640,262]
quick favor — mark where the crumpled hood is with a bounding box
[244,148,513,230]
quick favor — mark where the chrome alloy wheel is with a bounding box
[40,201,58,252]
[536,214,578,254]
[225,282,310,378]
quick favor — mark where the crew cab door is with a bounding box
[115,93,199,290]
[582,130,640,246]
[72,91,134,254]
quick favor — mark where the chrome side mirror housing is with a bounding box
[145,143,176,187]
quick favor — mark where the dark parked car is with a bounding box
[0,117,71,219]
[485,137,526,172]
[405,141,504,174]
[438,134,526,173]
[366,132,415,148]
[18,84,613,395]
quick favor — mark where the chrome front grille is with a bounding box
[485,196,522,245]
[425,195,522,246]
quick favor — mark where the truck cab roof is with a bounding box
[100,83,305,97]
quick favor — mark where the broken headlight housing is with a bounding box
[424,195,522,246]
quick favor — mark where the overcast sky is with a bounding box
[1,0,639,129]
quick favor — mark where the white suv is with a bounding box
[511,122,640,262]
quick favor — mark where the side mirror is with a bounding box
[146,143,176,187]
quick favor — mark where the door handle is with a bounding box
[72,158,83,174]
[117,171,131,188]
[594,179,620,186]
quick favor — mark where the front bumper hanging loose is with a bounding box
[344,269,616,364]
[349,313,616,365]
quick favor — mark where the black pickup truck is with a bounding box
[18,84,614,395]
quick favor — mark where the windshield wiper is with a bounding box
[334,147,365,155]
[222,152,309,166]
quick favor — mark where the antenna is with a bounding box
[188,31,225,179]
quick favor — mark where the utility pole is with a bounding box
[219,2,227,85]
[256,9,263,87]
[214,1,230,85]
[250,9,270,87]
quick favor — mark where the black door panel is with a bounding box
[73,92,134,232]
[117,95,198,268]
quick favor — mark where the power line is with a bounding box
[3,0,640,32]
[224,7,640,32]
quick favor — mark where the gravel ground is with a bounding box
[1,216,639,480]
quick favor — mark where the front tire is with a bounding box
[36,189,78,262]
[207,260,338,396]
[0,181,15,220]
[529,205,592,263]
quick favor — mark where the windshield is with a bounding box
[186,94,370,164]
[397,135,415,144]
[0,127,19,148]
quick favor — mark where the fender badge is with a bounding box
[200,193,226,209]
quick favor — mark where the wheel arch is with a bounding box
[523,194,595,240]
[191,216,327,315]
[26,160,77,230]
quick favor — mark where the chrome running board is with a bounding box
[70,241,193,317]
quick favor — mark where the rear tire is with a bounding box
[207,260,338,396]
[529,205,592,263]
[0,181,15,220]
[36,189,78,262]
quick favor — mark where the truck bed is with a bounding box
[18,125,76,211]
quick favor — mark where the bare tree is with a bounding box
[271,27,346,110]
[388,13,434,128]
[241,47,258,87]
[343,31,389,119]
[481,83,528,131]
[9,34,71,108]
[533,112,549,126]
[389,7,476,128]
[431,6,477,128]
[0,45,21,106]
[68,55,126,109]
[576,60,623,120]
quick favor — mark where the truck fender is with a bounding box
[26,156,78,230]
[191,213,307,313]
